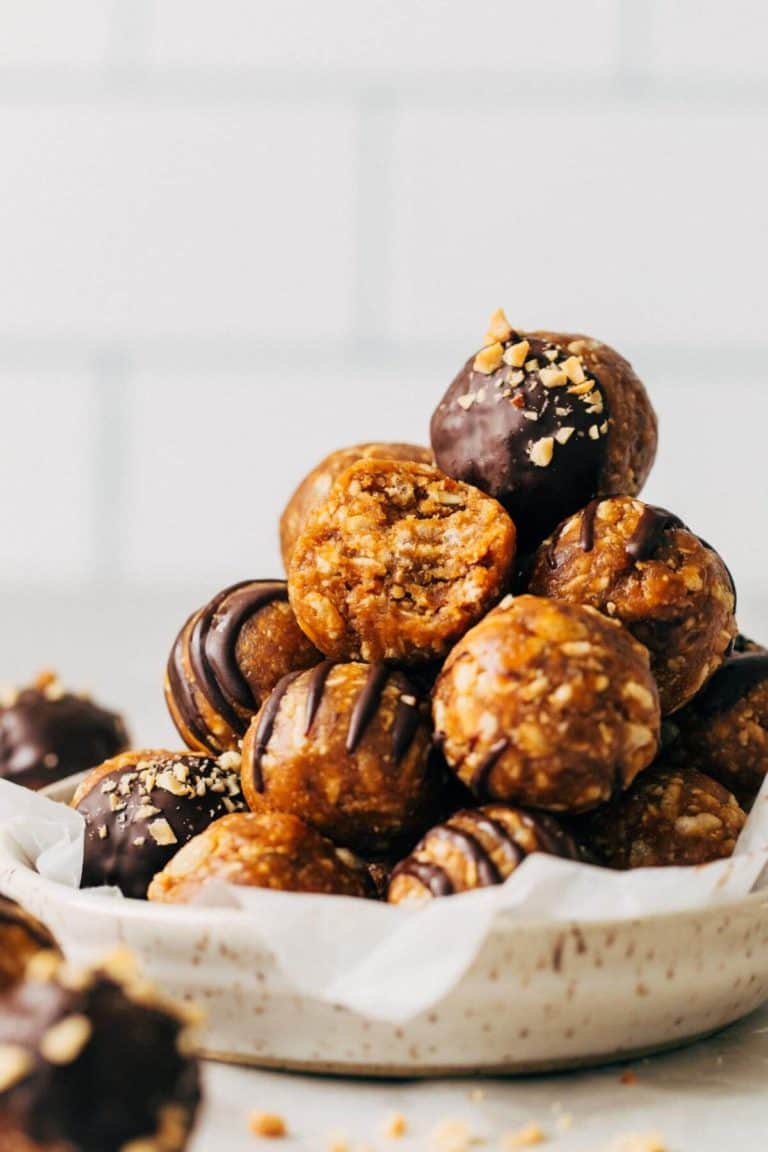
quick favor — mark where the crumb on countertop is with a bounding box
[383,1113,408,1139]
[249,1112,287,1139]
[501,1122,546,1148]
[431,1118,485,1152]
[612,1133,667,1152]
[620,1069,639,1085]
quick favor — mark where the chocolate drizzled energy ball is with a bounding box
[388,805,580,904]
[433,595,660,812]
[0,950,200,1152]
[166,580,321,756]
[288,458,516,664]
[664,649,768,810]
[148,811,373,903]
[0,899,58,994]
[430,309,657,548]
[528,497,737,714]
[581,764,746,869]
[0,671,128,791]
[241,661,441,854]
[280,441,433,568]
[72,749,246,899]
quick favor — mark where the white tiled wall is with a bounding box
[0,0,766,743]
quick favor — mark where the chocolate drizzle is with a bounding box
[470,737,509,795]
[346,663,390,754]
[693,652,768,717]
[303,660,336,735]
[624,505,684,563]
[578,498,602,552]
[391,858,455,897]
[429,824,501,885]
[247,670,302,792]
[166,616,212,751]
[391,693,422,764]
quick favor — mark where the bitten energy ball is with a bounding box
[528,497,737,714]
[0,899,58,994]
[241,661,441,854]
[387,804,580,904]
[664,650,768,810]
[0,671,128,791]
[166,579,321,756]
[288,458,516,663]
[581,764,746,869]
[72,749,246,899]
[148,811,373,903]
[430,309,657,547]
[433,595,660,812]
[0,951,200,1152]
[280,441,433,568]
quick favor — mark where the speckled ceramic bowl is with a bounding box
[1,778,767,1077]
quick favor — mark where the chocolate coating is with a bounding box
[388,804,581,904]
[663,651,768,809]
[72,749,246,899]
[166,579,321,756]
[529,497,738,714]
[430,316,657,548]
[0,674,128,791]
[0,900,58,993]
[280,441,433,568]
[148,811,374,903]
[0,953,200,1152]
[580,764,746,869]
[241,661,442,854]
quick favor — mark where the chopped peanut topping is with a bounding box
[484,307,512,345]
[502,339,530,368]
[539,367,568,389]
[473,343,504,375]
[528,438,554,467]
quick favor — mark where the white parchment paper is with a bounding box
[1,776,767,1022]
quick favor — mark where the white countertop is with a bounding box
[190,1002,768,1152]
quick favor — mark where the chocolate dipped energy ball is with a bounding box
[0,899,58,994]
[664,650,768,810]
[430,309,657,548]
[0,951,200,1152]
[288,458,516,664]
[0,671,128,791]
[388,804,580,904]
[241,661,441,854]
[72,749,246,899]
[166,579,321,756]
[528,497,737,714]
[148,811,373,903]
[280,441,433,568]
[433,594,660,812]
[581,764,746,869]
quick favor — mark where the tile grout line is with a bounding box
[89,352,131,586]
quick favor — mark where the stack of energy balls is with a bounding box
[73,310,765,904]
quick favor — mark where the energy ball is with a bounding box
[0,951,200,1152]
[664,650,768,810]
[148,811,373,903]
[433,594,660,812]
[240,661,441,854]
[430,310,657,548]
[288,458,516,664]
[72,749,246,899]
[280,441,433,568]
[528,497,737,714]
[165,579,321,756]
[0,899,58,994]
[0,671,128,791]
[581,764,746,869]
[387,804,580,904]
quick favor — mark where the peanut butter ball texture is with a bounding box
[166,579,321,756]
[280,441,433,568]
[288,458,516,664]
[241,661,442,854]
[0,952,200,1152]
[0,671,128,791]
[148,811,373,903]
[0,899,59,994]
[430,310,657,548]
[663,649,768,810]
[580,764,746,869]
[72,749,246,899]
[433,595,660,812]
[387,805,580,904]
[528,497,737,714]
